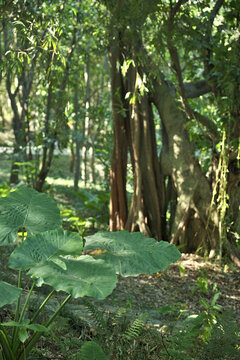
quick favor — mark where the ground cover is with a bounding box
[1,242,239,359]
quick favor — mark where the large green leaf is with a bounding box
[9,229,83,270]
[0,186,61,245]
[27,256,117,300]
[80,341,109,360]
[84,230,181,276]
[0,281,22,307]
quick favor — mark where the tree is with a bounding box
[1,0,81,190]
[105,0,240,264]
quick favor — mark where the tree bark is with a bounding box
[152,76,219,252]
[73,80,82,190]
[109,33,128,231]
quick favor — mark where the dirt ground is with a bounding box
[99,253,240,329]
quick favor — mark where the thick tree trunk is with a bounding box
[124,65,164,240]
[109,30,164,239]
[152,77,219,253]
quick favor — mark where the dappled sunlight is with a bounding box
[46,176,74,187]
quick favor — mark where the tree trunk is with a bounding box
[109,35,129,230]
[152,77,219,252]
[73,80,82,190]
[108,29,164,239]
[124,64,164,240]
[82,56,91,186]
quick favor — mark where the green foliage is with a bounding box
[13,161,38,187]
[83,298,108,332]
[0,186,181,359]
[0,183,10,198]
[201,310,240,360]
[80,341,109,360]
[84,230,181,276]
[159,294,239,360]
[82,300,150,359]
[0,282,22,307]
[196,276,209,294]
[124,313,148,341]
[73,189,110,226]
[0,186,61,245]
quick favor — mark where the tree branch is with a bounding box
[203,0,225,78]
[183,80,211,98]
[167,0,195,120]
[193,111,219,143]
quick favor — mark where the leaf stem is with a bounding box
[19,280,36,324]
[45,294,72,327]
[0,327,14,360]
[18,294,72,360]
[12,270,22,344]
[30,289,55,324]
[11,281,37,355]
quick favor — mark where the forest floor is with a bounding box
[1,245,240,359]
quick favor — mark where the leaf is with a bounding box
[157,305,175,315]
[1,320,48,342]
[19,328,28,343]
[0,218,18,246]
[0,281,22,307]
[84,231,181,276]
[211,292,221,306]
[9,229,83,271]
[0,186,61,245]
[27,256,117,300]
[80,341,109,360]
[9,230,116,300]
[1,320,48,332]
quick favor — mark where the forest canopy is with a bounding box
[0,0,240,265]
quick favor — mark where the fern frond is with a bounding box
[83,298,108,332]
[111,307,127,325]
[124,313,148,341]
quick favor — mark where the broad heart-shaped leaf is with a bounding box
[0,281,22,307]
[9,229,83,271]
[0,186,61,246]
[84,230,181,276]
[27,256,117,300]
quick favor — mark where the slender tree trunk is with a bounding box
[35,83,53,191]
[109,33,128,231]
[73,80,81,190]
[35,28,77,191]
[89,146,95,184]
[82,56,91,186]
[69,141,75,173]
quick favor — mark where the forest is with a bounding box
[0,0,240,359]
